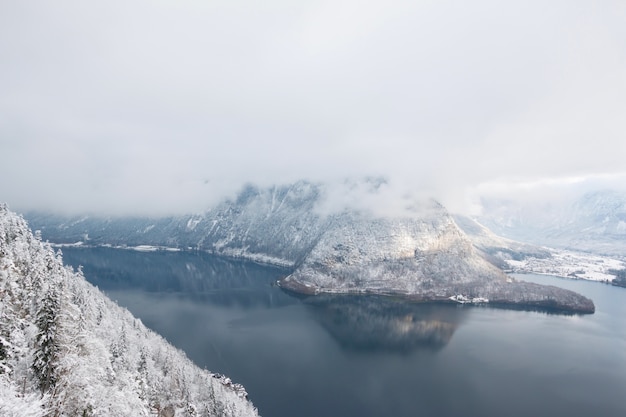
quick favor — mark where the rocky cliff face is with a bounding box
[25,180,595,314]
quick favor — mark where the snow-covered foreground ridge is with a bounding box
[0,205,259,417]
[26,181,595,314]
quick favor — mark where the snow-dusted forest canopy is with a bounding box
[0,204,258,417]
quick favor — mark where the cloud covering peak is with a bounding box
[1,0,625,215]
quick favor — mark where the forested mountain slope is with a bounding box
[0,204,258,417]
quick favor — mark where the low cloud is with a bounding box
[1,0,625,216]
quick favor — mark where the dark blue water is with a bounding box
[61,247,626,417]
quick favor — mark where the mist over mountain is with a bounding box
[476,189,626,256]
[2,1,625,415]
[2,1,626,218]
[452,214,552,269]
[25,180,595,313]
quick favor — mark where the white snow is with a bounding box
[504,248,625,282]
[449,295,489,304]
[51,241,85,247]
[214,247,295,268]
[130,245,159,252]
[0,205,259,417]
[186,217,201,231]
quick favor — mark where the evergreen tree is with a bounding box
[1,206,259,417]
[0,335,9,374]
[32,286,61,393]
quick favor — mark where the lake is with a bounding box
[60,247,626,417]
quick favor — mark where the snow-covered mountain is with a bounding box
[477,189,626,256]
[455,214,626,286]
[25,180,594,313]
[279,204,594,313]
[452,214,552,269]
[0,204,258,417]
[27,181,325,268]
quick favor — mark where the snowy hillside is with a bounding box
[280,204,595,313]
[453,214,551,269]
[27,181,326,268]
[25,181,595,313]
[477,189,626,256]
[455,215,626,286]
[282,204,500,293]
[0,205,258,417]
[504,248,626,282]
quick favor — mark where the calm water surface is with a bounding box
[61,247,626,417]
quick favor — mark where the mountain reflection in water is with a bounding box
[59,247,626,417]
[304,295,464,352]
[61,246,294,308]
[62,247,467,352]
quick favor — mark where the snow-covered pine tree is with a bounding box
[0,315,11,374]
[32,284,62,393]
[1,204,260,416]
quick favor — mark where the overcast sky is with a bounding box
[1,0,625,216]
